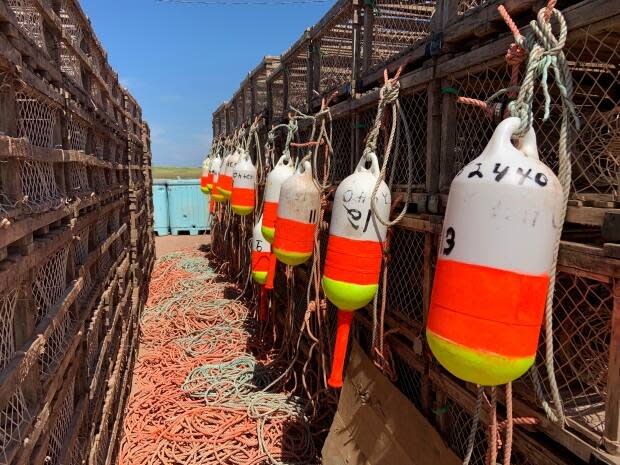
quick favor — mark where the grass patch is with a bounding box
[152,166,202,179]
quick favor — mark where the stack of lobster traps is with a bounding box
[0,1,154,464]
[212,0,620,463]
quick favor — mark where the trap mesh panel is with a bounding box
[96,217,108,245]
[40,310,76,379]
[33,246,69,324]
[443,398,488,465]
[93,167,108,193]
[108,140,117,163]
[16,88,57,148]
[75,226,89,266]
[516,271,612,437]
[7,0,47,52]
[107,169,118,187]
[20,159,62,212]
[285,44,309,112]
[0,161,12,217]
[245,82,253,119]
[386,228,425,330]
[331,115,353,183]
[68,162,90,195]
[235,93,244,127]
[448,62,512,180]
[61,43,83,87]
[316,6,354,95]
[79,267,94,306]
[98,250,112,280]
[270,72,286,121]
[67,114,88,152]
[94,133,105,159]
[109,209,120,234]
[457,0,490,15]
[46,378,75,465]
[59,0,84,49]
[368,1,435,74]
[226,106,235,133]
[393,89,427,188]
[0,389,30,462]
[254,70,268,116]
[0,288,18,372]
[87,308,103,376]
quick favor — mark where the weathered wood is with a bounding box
[604,279,620,454]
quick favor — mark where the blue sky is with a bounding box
[81,0,332,167]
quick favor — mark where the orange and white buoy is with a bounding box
[210,154,225,203]
[200,157,212,194]
[322,152,390,388]
[272,160,320,266]
[261,154,295,243]
[231,151,256,215]
[218,148,241,199]
[252,216,273,321]
[427,117,562,386]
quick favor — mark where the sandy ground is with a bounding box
[155,233,211,257]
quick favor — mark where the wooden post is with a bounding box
[426,80,442,213]
[0,78,17,137]
[362,1,374,77]
[604,278,620,455]
[439,78,457,194]
[351,0,363,97]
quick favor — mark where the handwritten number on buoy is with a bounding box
[468,163,483,179]
[493,163,509,182]
[344,205,362,230]
[256,239,263,252]
[443,227,456,255]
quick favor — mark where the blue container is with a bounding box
[166,179,210,235]
[152,180,170,236]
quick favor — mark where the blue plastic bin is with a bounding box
[166,179,210,235]
[152,180,170,236]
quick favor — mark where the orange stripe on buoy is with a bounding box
[262,201,278,229]
[252,251,271,273]
[200,175,209,188]
[273,217,316,254]
[266,253,277,290]
[324,235,383,285]
[428,259,548,358]
[218,174,233,192]
[231,187,255,207]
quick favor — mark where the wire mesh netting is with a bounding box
[79,267,94,307]
[93,167,108,193]
[456,0,490,15]
[68,162,90,197]
[95,217,108,245]
[16,88,58,148]
[61,43,83,88]
[0,389,30,463]
[392,351,424,411]
[33,246,69,325]
[368,1,435,74]
[443,398,488,465]
[109,209,120,234]
[331,115,353,183]
[67,114,89,152]
[285,44,309,113]
[19,159,64,213]
[235,93,244,127]
[0,288,18,373]
[7,0,47,52]
[74,226,90,266]
[270,72,286,121]
[40,309,75,379]
[253,70,269,117]
[98,250,112,280]
[316,6,354,95]
[94,133,105,159]
[385,228,425,330]
[516,271,612,437]
[46,378,75,465]
[394,90,427,187]
[59,0,84,49]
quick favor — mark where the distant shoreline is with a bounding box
[152,166,202,179]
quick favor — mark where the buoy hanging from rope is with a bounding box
[231,150,256,216]
[427,117,562,386]
[218,148,241,199]
[323,152,391,388]
[272,160,320,266]
[262,154,295,243]
[210,153,225,203]
[200,156,212,194]
[252,216,272,322]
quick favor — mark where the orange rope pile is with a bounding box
[120,251,317,465]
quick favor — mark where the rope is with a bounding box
[367,67,414,227]
[462,386,483,465]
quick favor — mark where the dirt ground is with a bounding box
[155,233,211,257]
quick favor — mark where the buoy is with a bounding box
[252,216,272,322]
[231,151,256,215]
[210,155,225,203]
[262,154,295,243]
[322,152,390,388]
[218,148,241,199]
[272,160,320,266]
[200,157,212,194]
[427,117,562,386]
